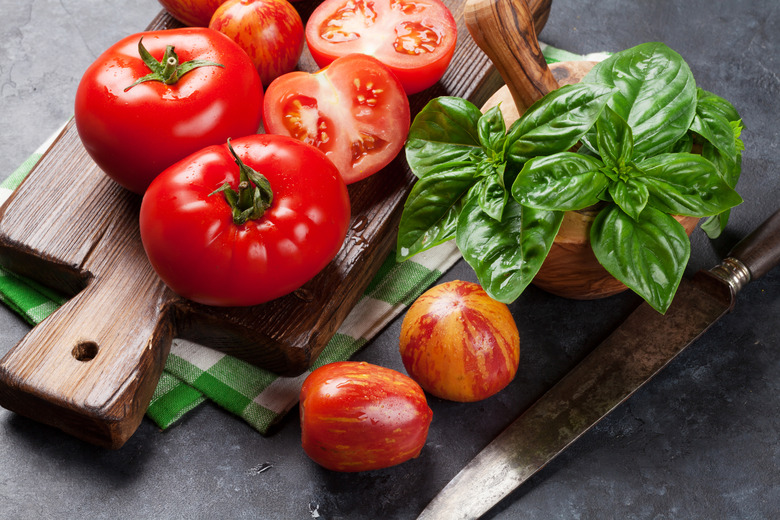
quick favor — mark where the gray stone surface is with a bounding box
[1,0,778,518]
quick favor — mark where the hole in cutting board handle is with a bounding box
[72,341,99,362]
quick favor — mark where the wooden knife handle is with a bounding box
[465,0,559,112]
[729,208,780,281]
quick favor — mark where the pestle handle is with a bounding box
[465,0,559,113]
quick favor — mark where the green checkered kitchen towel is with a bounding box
[0,45,604,436]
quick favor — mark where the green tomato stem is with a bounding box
[161,53,180,84]
[124,38,223,91]
[210,140,274,226]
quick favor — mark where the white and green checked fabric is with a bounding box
[538,43,610,64]
[0,127,460,434]
[0,46,595,436]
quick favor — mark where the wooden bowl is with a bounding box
[531,207,699,299]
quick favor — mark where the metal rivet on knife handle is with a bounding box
[709,209,780,295]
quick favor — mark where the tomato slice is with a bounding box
[305,0,457,94]
[263,53,410,184]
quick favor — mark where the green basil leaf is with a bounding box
[505,83,615,165]
[669,132,694,154]
[405,97,483,178]
[583,42,697,160]
[512,152,608,211]
[609,175,649,220]
[691,89,737,161]
[700,135,743,238]
[477,174,508,222]
[596,106,634,167]
[456,196,563,303]
[478,105,507,152]
[702,138,743,188]
[396,162,479,261]
[591,204,690,313]
[696,88,740,122]
[636,152,743,216]
[701,208,731,239]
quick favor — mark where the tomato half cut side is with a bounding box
[305,0,458,94]
[263,53,410,184]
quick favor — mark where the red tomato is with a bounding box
[139,135,350,307]
[263,53,410,184]
[75,28,263,194]
[157,0,226,27]
[305,0,458,94]
[399,281,520,402]
[209,0,304,87]
[300,361,433,472]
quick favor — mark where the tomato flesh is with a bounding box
[263,53,410,184]
[306,0,458,94]
[281,97,337,153]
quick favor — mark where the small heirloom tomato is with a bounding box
[399,281,520,402]
[157,0,227,27]
[139,135,350,307]
[75,28,263,194]
[300,361,433,472]
[209,0,304,87]
[263,53,410,184]
[305,0,458,94]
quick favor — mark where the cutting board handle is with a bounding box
[0,271,172,449]
[0,172,174,449]
[465,0,559,112]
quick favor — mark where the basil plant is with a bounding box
[396,42,745,313]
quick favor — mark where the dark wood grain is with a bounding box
[0,1,553,448]
[466,0,558,113]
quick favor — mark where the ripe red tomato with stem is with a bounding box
[400,280,520,402]
[305,0,458,94]
[157,0,227,26]
[75,28,263,194]
[209,0,304,87]
[263,53,410,184]
[299,361,433,472]
[139,135,350,307]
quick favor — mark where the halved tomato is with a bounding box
[262,53,410,184]
[305,0,458,94]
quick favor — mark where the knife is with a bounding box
[417,208,780,520]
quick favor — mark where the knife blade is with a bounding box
[418,208,780,520]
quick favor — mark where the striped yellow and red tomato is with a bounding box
[209,0,304,86]
[300,361,433,472]
[400,281,520,402]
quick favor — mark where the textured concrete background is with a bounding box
[1,0,778,518]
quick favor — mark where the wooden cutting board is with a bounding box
[0,1,553,448]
